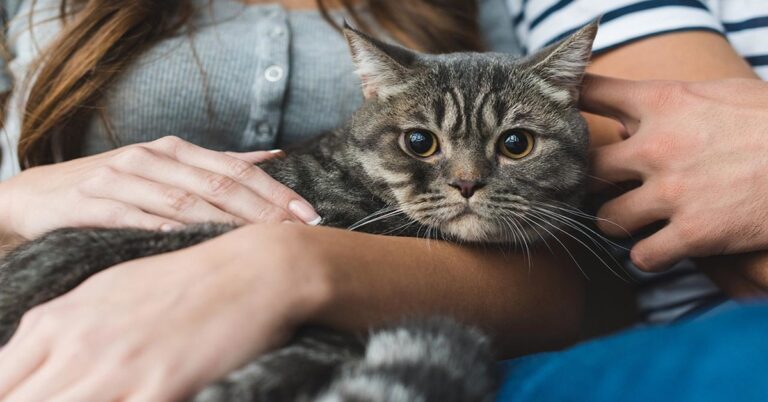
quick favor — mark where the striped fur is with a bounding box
[0,23,597,401]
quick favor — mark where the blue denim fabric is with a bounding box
[497,303,768,402]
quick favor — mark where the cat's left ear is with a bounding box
[525,20,599,102]
[343,23,418,100]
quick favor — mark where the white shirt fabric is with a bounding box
[506,0,768,323]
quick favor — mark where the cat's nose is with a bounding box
[449,180,486,199]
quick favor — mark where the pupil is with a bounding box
[504,132,528,154]
[409,132,433,154]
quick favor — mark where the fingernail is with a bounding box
[269,149,284,154]
[161,223,181,232]
[288,200,322,226]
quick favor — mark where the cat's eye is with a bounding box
[404,130,439,158]
[498,129,534,159]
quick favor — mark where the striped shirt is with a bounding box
[506,0,768,323]
[508,0,768,79]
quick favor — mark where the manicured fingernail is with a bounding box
[269,149,284,154]
[288,200,322,226]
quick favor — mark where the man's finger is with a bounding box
[580,74,645,124]
[630,225,688,272]
[597,185,671,237]
[590,139,644,184]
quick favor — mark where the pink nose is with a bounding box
[449,180,485,199]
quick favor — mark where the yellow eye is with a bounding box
[498,129,534,159]
[404,130,439,157]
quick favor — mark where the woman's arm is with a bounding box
[0,223,585,401]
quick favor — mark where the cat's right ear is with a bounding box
[343,23,418,100]
[523,20,599,103]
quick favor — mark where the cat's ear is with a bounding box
[343,23,418,100]
[525,20,599,102]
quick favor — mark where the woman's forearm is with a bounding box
[291,225,585,357]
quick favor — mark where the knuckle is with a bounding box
[674,220,702,251]
[655,177,685,205]
[18,307,44,331]
[112,146,155,168]
[252,206,290,223]
[163,189,197,213]
[101,204,132,226]
[226,157,256,181]
[21,305,57,333]
[151,135,184,152]
[646,81,687,110]
[636,136,676,168]
[205,173,237,196]
[266,183,294,204]
[79,166,119,192]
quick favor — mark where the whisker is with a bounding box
[527,210,631,282]
[518,212,590,280]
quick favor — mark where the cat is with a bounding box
[0,22,597,402]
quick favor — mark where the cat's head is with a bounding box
[343,22,597,243]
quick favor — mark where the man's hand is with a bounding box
[582,74,768,271]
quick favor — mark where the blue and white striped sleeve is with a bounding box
[507,0,724,55]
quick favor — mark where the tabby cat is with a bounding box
[0,22,598,401]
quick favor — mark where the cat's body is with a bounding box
[0,23,598,401]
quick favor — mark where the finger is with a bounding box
[80,171,242,225]
[580,74,645,127]
[112,148,298,224]
[77,199,203,230]
[152,140,319,224]
[590,140,644,185]
[0,335,49,398]
[48,368,126,402]
[4,353,87,402]
[630,225,688,272]
[597,185,671,237]
[122,367,180,402]
[226,149,286,164]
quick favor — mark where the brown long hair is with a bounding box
[16,0,482,168]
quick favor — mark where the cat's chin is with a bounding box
[440,213,502,243]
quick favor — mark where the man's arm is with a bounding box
[585,30,758,146]
[581,31,768,292]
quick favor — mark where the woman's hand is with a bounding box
[582,74,768,271]
[0,136,321,240]
[0,224,330,402]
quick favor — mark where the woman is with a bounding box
[0,1,585,401]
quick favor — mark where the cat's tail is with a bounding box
[314,317,499,402]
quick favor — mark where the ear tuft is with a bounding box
[527,19,599,102]
[343,26,417,99]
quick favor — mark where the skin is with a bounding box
[583,31,768,295]
[0,137,320,244]
[1,20,763,402]
[0,1,586,400]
